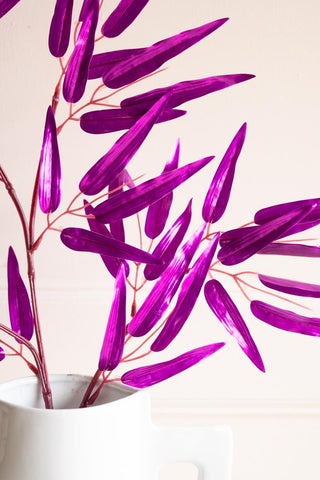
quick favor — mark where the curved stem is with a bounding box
[79,369,101,408]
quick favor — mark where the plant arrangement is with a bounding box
[1,0,320,410]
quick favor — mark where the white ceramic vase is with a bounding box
[0,374,232,480]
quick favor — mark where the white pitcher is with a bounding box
[0,374,232,480]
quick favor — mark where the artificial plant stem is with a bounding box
[79,369,101,408]
[0,164,53,408]
[0,323,52,408]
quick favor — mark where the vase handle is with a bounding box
[152,424,232,479]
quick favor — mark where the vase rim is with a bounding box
[0,373,142,413]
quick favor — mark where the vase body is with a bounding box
[0,375,232,480]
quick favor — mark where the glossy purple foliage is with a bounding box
[108,171,126,243]
[258,243,320,257]
[7,247,34,342]
[88,48,145,79]
[145,140,180,239]
[80,106,186,134]
[79,95,170,195]
[63,0,99,103]
[93,155,214,223]
[84,201,129,277]
[144,200,192,281]
[0,0,20,18]
[0,347,5,362]
[60,227,160,265]
[218,205,313,265]
[101,0,150,38]
[128,225,205,337]
[251,301,320,337]
[39,106,61,214]
[48,0,74,57]
[98,264,126,370]
[121,343,225,388]
[151,233,220,352]
[258,274,320,298]
[121,74,255,111]
[205,279,265,371]
[103,18,228,88]
[202,123,246,224]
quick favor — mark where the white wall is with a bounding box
[1,1,320,478]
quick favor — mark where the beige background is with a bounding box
[1,1,320,478]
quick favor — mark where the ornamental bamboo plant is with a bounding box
[1,0,320,410]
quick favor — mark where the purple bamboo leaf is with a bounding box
[219,225,256,246]
[128,224,206,337]
[0,347,5,362]
[88,48,145,79]
[121,74,255,111]
[205,279,265,371]
[255,198,320,238]
[121,343,225,388]
[93,155,214,223]
[79,0,93,20]
[101,0,150,38]
[38,106,61,214]
[145,139,180,239]
[108,171,126,242]
[7,247,34,343]
[144,199,192,281]
[103,18,228,89]
[202,123,246,224]
[258,243,320,257]
[63,0,99,103]
[151,233,220,352]
[79,94,170,195]
[80,106,186,134]
[98,264,126,370]
[84,201,129,277]
[60,227,161,265]
[258,274,320,298]
[48,0,74,57]
[0,0,20,18]
[251,300,320,337]
[217,205,313,266]
[254,197,320,225]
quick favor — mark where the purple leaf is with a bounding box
[63,0,99,103]
[205,279,265,371]
[0,347,5,362]
[145,139,180,239]
[80,106,186,134]
[0,0,20,18]
[108,171,126,242]
[121,343,225,388]
[254,198,320,237]
[103,18,228,88]
[255,197,320,224]
[93,155,214,223]
[101,0,150,38]
[98,264,126,370]
[60,227,161,265]
[122,74,255,111]
[128,224,206,337]
[48,0,74,57]
[38,106,61,214]
[144,200,192,281]
[258,243,320,257]
[79,95,170,195]
[88,48,145,79]
[79,0,93,20]
[202,123,246,223]
[84,201,129,277]
[7,247,34,343]
[258,274,320,298]
[217,205,313,266]
[151,233,220,352]
[251,300,320,337]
